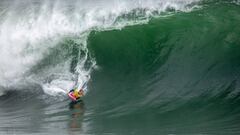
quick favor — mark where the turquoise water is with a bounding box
[0,0,240,134]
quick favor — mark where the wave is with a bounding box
[0,1,240,134]
[0,0,200,95]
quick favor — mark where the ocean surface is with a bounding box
[0,0,240,134]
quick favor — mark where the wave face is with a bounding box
[1,0,240,135]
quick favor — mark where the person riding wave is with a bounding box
[68,88,84,101]
[68,76,89,101]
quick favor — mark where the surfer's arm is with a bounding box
[78,89,84,97]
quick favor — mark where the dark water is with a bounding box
[0,0,240,135]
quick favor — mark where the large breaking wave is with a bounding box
[0,0,240,134]
[0,0,200,95]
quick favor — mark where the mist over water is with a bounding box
[0,0,240,135]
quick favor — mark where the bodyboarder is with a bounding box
[68,88,84,101]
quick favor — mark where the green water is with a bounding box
[0,0,240,135]
[86,2,240,134]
